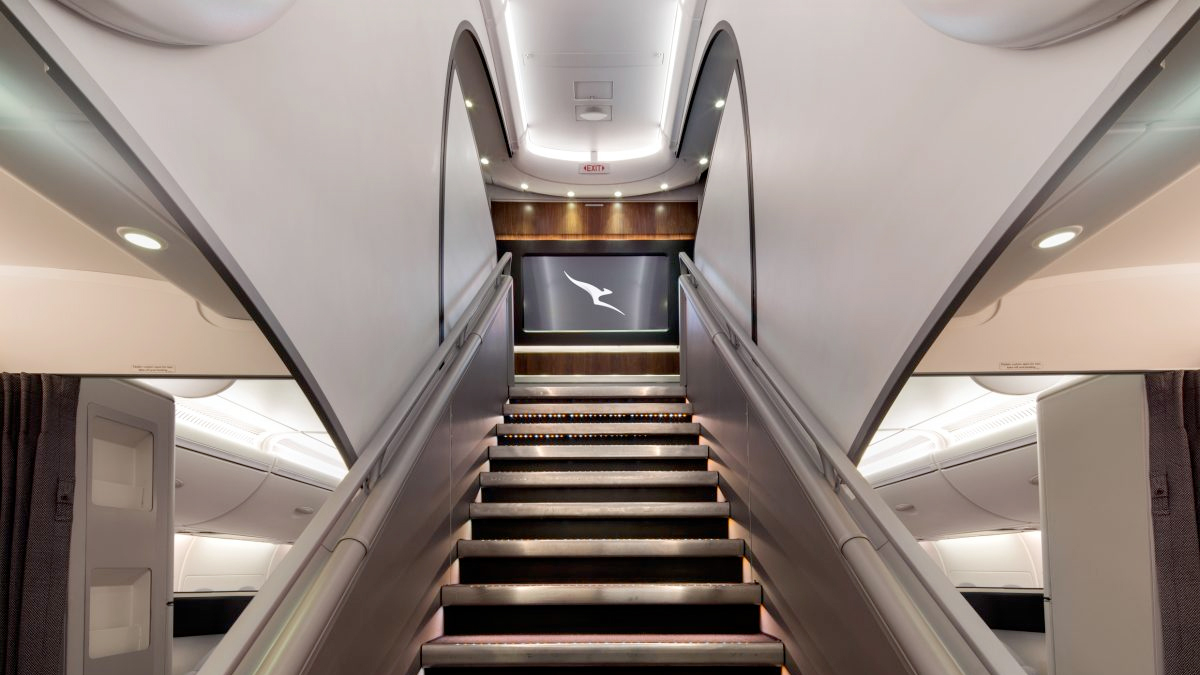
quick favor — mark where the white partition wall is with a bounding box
[68,380,174,675]
[1037,375,1159,675]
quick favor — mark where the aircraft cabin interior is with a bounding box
[2,1,1200,674]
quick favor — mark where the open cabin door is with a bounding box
[67,380,174,675]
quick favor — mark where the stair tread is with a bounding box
[470,502,730,519]
[457,538,744,558]
[480,471,717,488]
[442,583,761,606]
[504,402,693,416]
[490,445,708,460]
[422,633,784,666]
[509,384,686,399]
[497,422,700,436]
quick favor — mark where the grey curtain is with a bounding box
[1147,371,1200,675]
[1,374,79,675]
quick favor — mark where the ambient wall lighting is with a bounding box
[699,157,709,166]
[465,99,474,109]
[117,228,166,251]
[480,157,490,166]
[715,99,726,109]
[1034,226,1082,249]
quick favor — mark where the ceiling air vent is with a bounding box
[574,81,614,100]
[576,105,612,122]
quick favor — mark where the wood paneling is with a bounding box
[515,352,680,375]
[493,201,698,240]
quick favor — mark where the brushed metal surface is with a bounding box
[509,384,686,399]
[479,471,718,488]
[489,445,709,460]
[504,402,693,415]
[497,422,701,436]
[422,636,784,666]
[457,538,745,558]
[469,502,730,519]
[441,583,762,606]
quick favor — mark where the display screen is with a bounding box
[523,255,670,333]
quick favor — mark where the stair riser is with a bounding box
[505,415,693,425]
[481,487,718,503]
[489,459,709,472]
[498,435,701,446]
[443,605,762,636]
[428,669,780,675]
[471,518,729,540]
[459,557,744,584]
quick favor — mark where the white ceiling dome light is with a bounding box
[117,227,166,251]
[1034,226,1083,249]
[900,0,1152,49]
[576,105,613,122]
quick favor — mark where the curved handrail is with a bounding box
[200,253,512,675]
[678,252,1022,675]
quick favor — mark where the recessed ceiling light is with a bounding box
[520,182,529,190]
[117,227,165,251]
[614,191,623,198]
[714,99,726,109]
[1034,226,1082,250]
[465,99,474,109]
[567,191,575,198]
[699,157,709,166]
[660,183,669,190]
[480,157,490,165]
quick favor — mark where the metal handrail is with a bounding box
[200,253,513,675]
[678,253,1021,675]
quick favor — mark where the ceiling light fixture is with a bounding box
[699,157,709,166]
[614,191,623,198]
[520,182,529,190]
[715,99,726,109]
[567,191,576,198]
[1035,226,1082,250]
[117,227,166,251]
[480,157,490,166]
[660,183,669,190]
[464,99,474,109]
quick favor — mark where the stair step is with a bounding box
[504,402,693,416]
[480,471,717,488]
[509,384,686,400]
[497,422,700,437]
[422,633,784,667]
[490,445,708,460]
[470,502,729,519]
[442,583,761,606]
[458,539,744,558]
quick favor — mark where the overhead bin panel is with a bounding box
[174,447,267,527]
[876,471,1028,539]
[187,474,327,542]
[941,443,1040,524]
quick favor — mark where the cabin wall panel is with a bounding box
[16,0,497,451]
[443,72,498,331]
[693,0,1184,451]
[491,201,699,240]
[694,76,753,337]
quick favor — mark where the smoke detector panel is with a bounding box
[574,81,614,100]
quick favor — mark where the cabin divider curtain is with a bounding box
[1,374,79,675]
[1146,371,1200,675]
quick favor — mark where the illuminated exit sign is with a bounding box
[578,163,610,175]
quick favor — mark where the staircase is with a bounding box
[421,384,785,672]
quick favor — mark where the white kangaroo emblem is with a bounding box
[564,271,626,316]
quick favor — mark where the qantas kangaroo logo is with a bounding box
[563,271,626,316]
